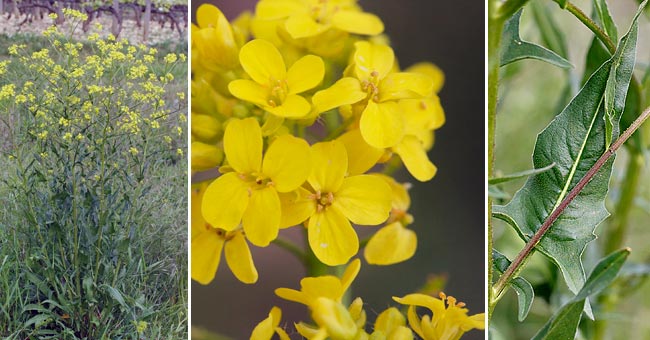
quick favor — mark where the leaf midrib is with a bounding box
[551,96,605,213]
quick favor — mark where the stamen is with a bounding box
[419,100,428,110]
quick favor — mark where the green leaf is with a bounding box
[489,162,556,185]
[532,249,629,340]
[500,10,573,69]
[492,250,535,321]
[582,38,610,86]
[530,1,569,59]
[592,0,618,42]
[604,6,640,147]
[511,277,535,321]
[575,248,630,300]
[494,5,642,294]
[488,185,511,200]
[531,299,585,340]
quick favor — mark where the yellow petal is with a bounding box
[242,186,281,247]
[191,227,224,285]
[308,209,358,266]
[256,0,305,20]
[202,172,249,230]
[467,313,486,330]
[340,259,361,293]
[224,231,258,283]
[279,188,317,228]
[228,79,270,107]
[275,287,308,305]
[224,118,263,174]
[360,101,404,149]
[374,307,406,333]
[191,142,223,171]
[311,297,358,340]
[405,305,424,339]
[332,174,391,225]
[285,13,328,39]
[354,41,394,80]
[295,322,325,339]
[337,129,383,175]
[239,39,286,85]
[389,326,414,340]
[276,327,291,340]
[364,222,417,265]
[400,96,445,135]
[196,3,225,27]
[405,62,445,94]
[331,10,384,36]
[312,77,365,114]
[394,136,437,182]
[393,294,446,315]
[263,135,312,192]
[379,72,433,102]
[267,94,312,118]
[287,55,325,94]
[195,5,238,69]
[309,141,348,193]
[301,276,344,303]
[374,174,410,211]
[250,307,282,340]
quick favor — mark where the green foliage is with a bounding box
[490,0,650,338]
[0,14,187,339]
[500,10,572,68]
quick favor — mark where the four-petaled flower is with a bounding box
[279,141,392,265]
[229,39,325,118]
[313,41,433,149]
[202,117,311,247]
[255,0,384,39]
[393,292,485,340]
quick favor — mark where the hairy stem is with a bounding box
[492,106,650,299]
[487,0,505,319]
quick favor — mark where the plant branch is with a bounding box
[487,0,505,319]
[272,237,306,263]
[554,0,617,54]
[492,105,650,299]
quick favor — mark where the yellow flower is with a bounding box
[276,260,365,339]
[370,307,413,339]
[250,307,290,340]
[228,39,324,118]
[364,175,417,265]
[191,185,258,285]
[313,41,433,149]
[255,0,384,39]
[393,293,485,340]
[279,141,391,265]
[201,117,311,246]
[193,4,240,70]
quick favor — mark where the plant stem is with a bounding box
[554,0,617,54]
[487,0,505,319]
[492,105,650,299]
[604,150,643,255]
[272,236,306,263]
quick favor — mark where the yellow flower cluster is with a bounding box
[251,260,484,340]
[192,0,445,286]
[1,8,186,175]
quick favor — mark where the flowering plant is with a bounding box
[191,0,483,338]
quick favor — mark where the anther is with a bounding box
[370,70,379,78]
[419,100,428,110]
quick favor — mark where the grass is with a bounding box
[0,30,188,339]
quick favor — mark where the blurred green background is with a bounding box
[190,0,485,339]
[491,0,650,338]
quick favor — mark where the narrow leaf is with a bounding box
[604,5,641,147]
[575,248,630,301]
[592,0,618,42]
[489,163,556,185]
[494,5,642,294]
[511,277,535,321]
[500,10,573,69]
[492,250,535,321]
[531,299,585,340]
[531,1,569,59]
